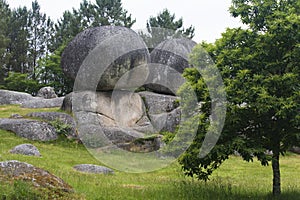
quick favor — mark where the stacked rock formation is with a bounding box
[61,26,196,150]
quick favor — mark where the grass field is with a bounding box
[0,105,299,199]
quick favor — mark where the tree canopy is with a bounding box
[0,0,136,95]
[140,9,195,50]
[179,0,299,196]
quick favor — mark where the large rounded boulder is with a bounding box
[61,26,150,91]
[146,38,197,95]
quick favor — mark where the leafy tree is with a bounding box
[37,44,73,96]
[141,9,195,49]
[179,0,299,196]
[0,0,11,85]
[4,72,39,95]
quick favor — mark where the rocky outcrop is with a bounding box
[0,160,73,192]
[71,91,145,127]
[73,164,114,174]
[58,26,197,151]
[10,144,41,157]
[75,112,144,148]
[150,38,196,73]
[149,108,181,133]
[0,119,57,141]
[21,97,64,108]
[61,26,150,91]
[62,90,181,148]
[0,89,63,108]
[138,91,179,114]
[146,38,196,95]
[139,91,181,132]
[37,87,58,99]
[0,89,34,105]
[61,92,73,112]
[26,112,77,138]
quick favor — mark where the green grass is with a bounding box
[0,105,299,199]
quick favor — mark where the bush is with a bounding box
[49,119,73,138]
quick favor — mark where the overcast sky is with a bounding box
[6,0,244,43]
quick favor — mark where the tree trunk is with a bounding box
[272,151,281,196]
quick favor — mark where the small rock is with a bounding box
[37,87,58,99]
[10,144,41,157]
[10,114,23,119]
[73,164,114,174]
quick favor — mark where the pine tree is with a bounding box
[141,9,195,50]
[0,0,11,85]
[27,0,47,80]
[52,0,136,52]
[7,7,30,74]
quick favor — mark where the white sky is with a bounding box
[6,0,244,43]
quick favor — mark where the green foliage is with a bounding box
[0,180,43,200]
[0,121,299,200]
[27,0,50,81]
[0,0,10,85]
[180,0,300,196]
[4,72,40,95]
[49,119,72,138]
[161,131,176,144]
[0,105,299,199]
[7,6,31,74]
[37,44,73,96]
[147,9,194,39]
[52,0,136,51]
[140,9,195,50]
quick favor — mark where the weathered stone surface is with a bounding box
[0,89,34,105]
[139,91,180,114]
[10,144,41,157]
[10,114,23,119]
[21,97,64,108]
[132,116,155,134]
[150,38,197,73]
[0,160,72,192]
[26,112,77,138]
[146,38,197,95]
[0,119,57,141]
[118,135,164,153]
[61,26,149,91]
[77,119,144,147]
[0,89,62,108]
[70,91,146,127]
[73,164,114,174]
[37,87,58,99]
[149,107,181,133]
[61,92,73,112]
